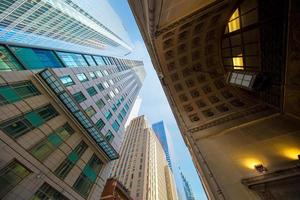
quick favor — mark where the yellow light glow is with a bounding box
[230,9,239,21]
[282,148,300,160]
[232,55,244,70]
[228,9,240,32]
[243,158,262,169]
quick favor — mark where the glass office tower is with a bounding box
[152,121,172,171]
[0,0,146,199]
[0,45,145,199]
[0,0,131,56]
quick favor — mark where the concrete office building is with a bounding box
[152,121,173,171]
[128,0,300,199]
[0,0,131,56]
[0,44,145,199]
[111,116,178,200]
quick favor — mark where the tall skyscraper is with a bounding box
[0,0,131,56]
[180,170,195,200]
[152,121,172,170]
[111,116,178,200]
[0,1,146,199]
[0,49,145,199]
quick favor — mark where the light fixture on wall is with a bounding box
[254,164,267,173]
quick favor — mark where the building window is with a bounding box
[0,105,58,139]
[96,119,105,130]
[118,114,124,122]
[93,56,106,66]
[96,99,105,109]
[97,83,105,91]
[104,110,112,120]
[105,130,114,143]
[89,72,97,79]
[32,183,69,200]
[57,52,87,67]
[30,123,74,161]
[9,46,63,69]
[103,81,109,88]
[84,55,97,66]
[76,73,88,82]
[86,86,97,97]
[55,141,87,179]
[228,71,255,89]
[104,94,111,102]
[95,71,103,77]
[109,91,115,98]
[222,0,259,71]
[124,103,129,111]
[111,104,117,112]
[0,160,31,198]
[120,108,126,117]
[73,155,102,198]
[0,81,40,105]
[112,120,120,132]
[85,106,96,118]
[103,70,109,76]
[0,46,23,71]
[73,91,86,103]
[227,9,240,33]
[60,76,75,86]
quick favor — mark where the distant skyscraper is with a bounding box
[152,121,172,170]
[180,170,196,200]
[0,0,131,56]
[111,116,178,200]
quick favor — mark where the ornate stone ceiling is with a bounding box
[153,0,266,132]
[158,0,217,27]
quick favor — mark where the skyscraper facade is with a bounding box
[0,0,146,199]
[180,171,195,200]
[0,0,131,56]
[111,116,178,200]
[0,47,144,199]
[152,121,172,171]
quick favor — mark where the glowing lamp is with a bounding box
[254,164,267,173]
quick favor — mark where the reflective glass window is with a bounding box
[60,76,74,86]
[0,160,30,198]
[10,46,62,69]
[105,130,114,143]
[0,45,23,71]
[86,87,97,97]
[76,73,88,82]
[30,124,74,161]
[55,141,87,179]
[57,52,87,67]
[96,99,105,109]
[112,120,120,132]
[0,81,40,105]
[93,56,106,66]
[84,55,96,66]
[73,91,86,103]
[32,183,69,200]
[104,110,112,120]
[85,106,96,118]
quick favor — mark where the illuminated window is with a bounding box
[228,9,240,33]
[232,54,244,70]
[228,71,255,89]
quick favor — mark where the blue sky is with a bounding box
[108,1,207,199]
